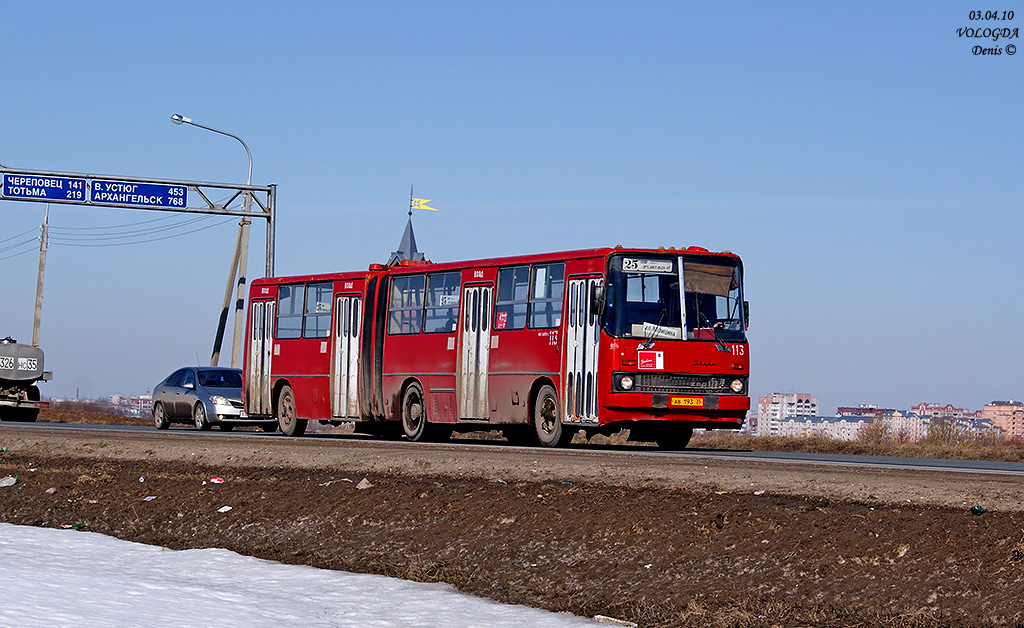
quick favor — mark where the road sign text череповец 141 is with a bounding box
[1,174,186,209]
[1,174,87,201]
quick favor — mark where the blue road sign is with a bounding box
[91,180,187,208]
[1,173,87,201]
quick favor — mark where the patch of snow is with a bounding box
[0,523,599,628]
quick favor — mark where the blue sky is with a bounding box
[1,2,1021,414]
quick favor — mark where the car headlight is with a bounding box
[619,375,634,391]
[730,379,744,394]
[210,395,229,405]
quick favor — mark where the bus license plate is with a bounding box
[669,396,704,408]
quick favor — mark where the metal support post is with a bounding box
[230,215,251,368]
[211,225,244,366]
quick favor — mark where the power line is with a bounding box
[0,250,36,261]
[0,236,38,254]
[49,215,214,241]
[48,213,186,231]
[0,227,39,244]
[0,241,38,261]
[49,216,237,248]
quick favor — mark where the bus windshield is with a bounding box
[604,254,745,342]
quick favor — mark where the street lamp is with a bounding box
[171,114,252,186]
[171,113,254,369]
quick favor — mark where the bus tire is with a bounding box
[534,384,572,448]
[277,385,307,437]
[153,403,170,430]
[655,425,693,450]
[401,382,427,441]
[401,381,451,442]
[193,403,212,431]
[401,383,451,443]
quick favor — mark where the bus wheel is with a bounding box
[402,382,429,441]
[655,425,693,450]
[193,403,212,430]
[402,383,451,443]
[534,384,572,448]
[277,385,307,437]
[153,403,170,430]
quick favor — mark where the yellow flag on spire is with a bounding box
[410,197,438,212]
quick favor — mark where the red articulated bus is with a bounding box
[243,246,749,448]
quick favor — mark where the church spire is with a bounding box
[387,185,435,265]
[388,215,424,265]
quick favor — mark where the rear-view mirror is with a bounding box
[590,284,607,318]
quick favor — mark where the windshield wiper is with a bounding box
[696,307,732,353]
[638,307,667,350]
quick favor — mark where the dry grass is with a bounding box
[688,431,1024,462]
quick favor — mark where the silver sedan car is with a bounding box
[151,367,274,431]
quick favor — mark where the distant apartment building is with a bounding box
[756,393,819,436]
[775,415,868,441]
[108,393,152,418]
[833,407,930,442]
[911,403,979,420]
[836,404,893,418]
[884,410,929,442]
[963,417,1002,439]
[980,400,1024,440]
[130,395,153,418]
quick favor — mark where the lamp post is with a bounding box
[171,114,253,369]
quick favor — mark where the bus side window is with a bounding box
[529,263,564,329]
[304,282,332,339]
[495,266,529,330]
[277,284,305,339]
[424,271,461,333]
[388,275,425,335]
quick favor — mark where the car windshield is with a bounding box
[198,370,243,388]
[604,254,746,342]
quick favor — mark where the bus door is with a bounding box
[247,300,275,415]
[359,271,389,420]
[564,277,602,422]
[331,295,361,418]
[457,284,492,419]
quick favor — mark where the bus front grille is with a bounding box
[636,373,731,394]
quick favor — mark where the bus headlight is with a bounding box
[730,379,744,394]
[619,375,634,391]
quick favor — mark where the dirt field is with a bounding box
[2,415,1024,628]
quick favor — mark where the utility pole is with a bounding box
[31,204,49,347]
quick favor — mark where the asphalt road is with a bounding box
[8,420,1024,477]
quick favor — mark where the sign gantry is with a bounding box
[0,167,276,276]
